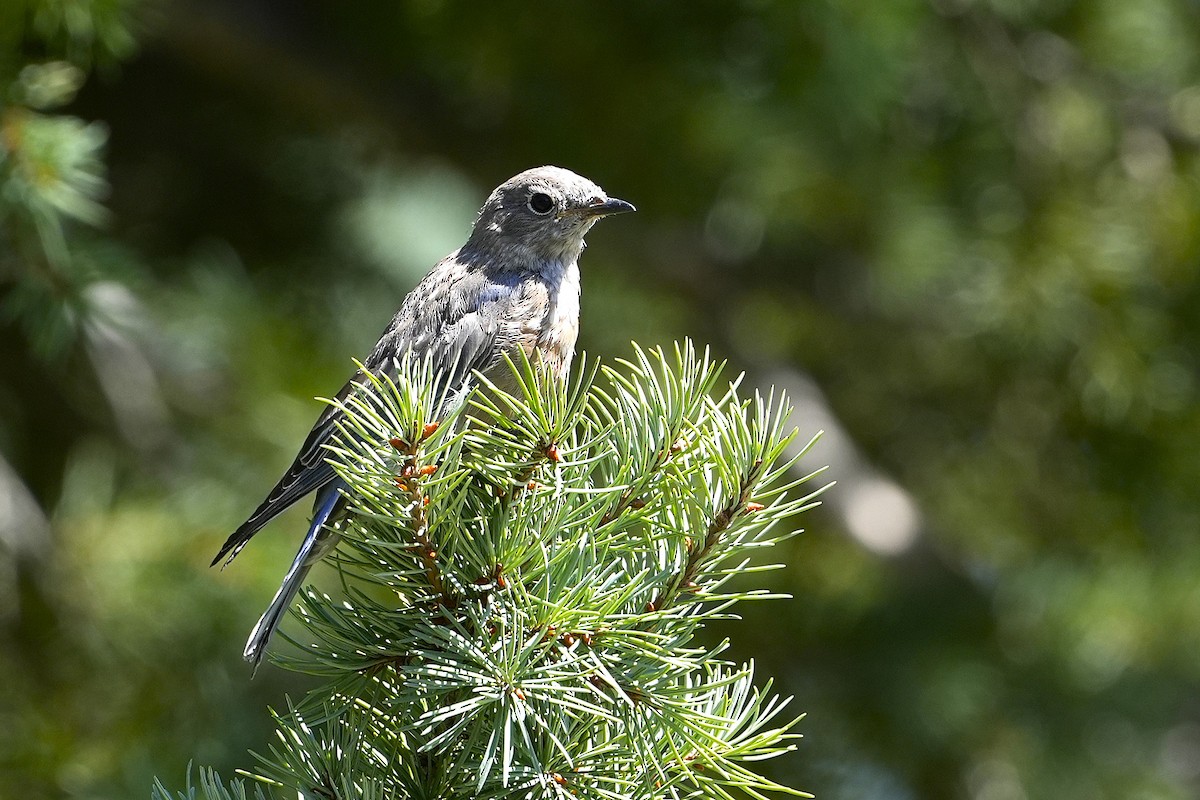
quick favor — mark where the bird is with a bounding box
[212,166,634,669]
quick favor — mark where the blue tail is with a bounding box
[243,480,345,672]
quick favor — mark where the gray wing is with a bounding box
[213,257,521,567]
[362,268,519,400]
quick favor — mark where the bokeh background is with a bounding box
[4,0,1200,797]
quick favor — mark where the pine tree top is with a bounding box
[158,339,828,800]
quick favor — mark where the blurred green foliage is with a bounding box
[2,0,1199,798]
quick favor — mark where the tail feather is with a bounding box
[211,461,337,568]
[243,482,346,672]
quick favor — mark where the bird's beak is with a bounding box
[582,197,636,217]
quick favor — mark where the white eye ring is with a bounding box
[527,192,555,215]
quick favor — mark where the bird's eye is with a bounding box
[528,192,555,215]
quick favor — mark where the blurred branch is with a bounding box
[0,453,50,627]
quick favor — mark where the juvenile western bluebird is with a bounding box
[212,166,634,668]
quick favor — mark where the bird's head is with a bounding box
[468,166,635,266]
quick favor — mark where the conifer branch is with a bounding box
[388,424,450,606]
[650,461,763,614]
[164,339,827,799]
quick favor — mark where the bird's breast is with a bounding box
[530,261,580,378]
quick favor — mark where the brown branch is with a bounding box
[649,458,765,613]
[599,435,688,526]
[389,424,451,607]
